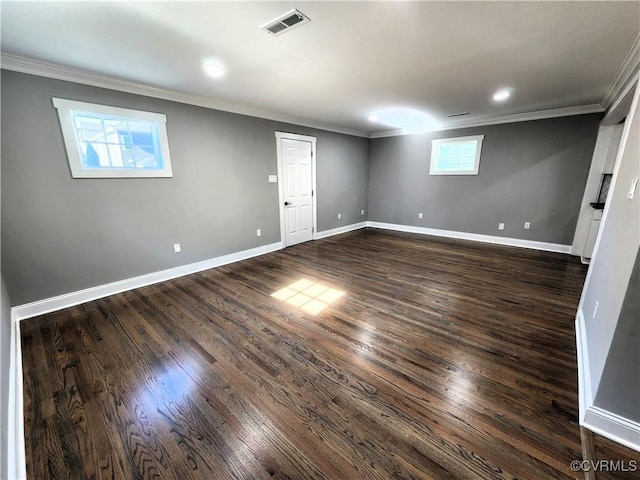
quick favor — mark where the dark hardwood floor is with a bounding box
[20,228,639,479]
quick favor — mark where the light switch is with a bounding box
[268,175,278,183]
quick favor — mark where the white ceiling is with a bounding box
[1,1,639,137]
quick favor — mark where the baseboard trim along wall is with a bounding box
[11,222,373,322]
[575,309,593,423]
[576,308,640,452]
[366,222,573,254]
[12,221,574,322]
[315,222,368,240]
[11,241,282,322]
[584,407,640,452]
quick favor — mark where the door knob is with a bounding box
[284,201,292,206]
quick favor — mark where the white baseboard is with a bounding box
[576,308,640,452]
[366,221,572,254]
[584,406,640,452]
[576,309,593,423]
[11,242,282,322]
[9,223,573,322]
[316,222,367,240]
[7,222,638,475]
[8,315,26,480]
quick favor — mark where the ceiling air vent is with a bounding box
[262,9,310,36]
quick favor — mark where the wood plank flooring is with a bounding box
[20,228,639,479]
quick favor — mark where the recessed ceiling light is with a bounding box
[203,60,226,79]
[368,115,379,122]
[493,89,511,101]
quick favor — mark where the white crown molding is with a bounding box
[0,53,369,139]
[602,33,640,110]
[11,241,282,322]
[601,72,639,126]
[371,34,640,140]
[370,104,605,139]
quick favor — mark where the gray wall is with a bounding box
[0,277,10,480]
[368,115,601,245]
[594,247,640,422]
[1,70,369,305]
[579,83,640,396]
[317,133,370,229]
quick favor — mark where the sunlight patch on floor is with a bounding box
[271,278,345,315]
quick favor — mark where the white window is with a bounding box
[53,98,173,178]
[430,135,484,175]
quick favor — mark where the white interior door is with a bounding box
[277,133,315,247]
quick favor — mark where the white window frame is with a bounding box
[430,134,484,176]
[53,97,173,178]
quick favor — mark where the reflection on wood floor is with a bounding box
[20,228,639,479]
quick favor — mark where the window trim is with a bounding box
[430,134,484,176]
[52,97,173,178]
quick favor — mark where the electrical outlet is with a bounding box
[361,209,365,216]
[338,213,341,219]
[256,229,262,237]
[418,213,423,219]
[173,243,181,253]
[593,301,599,319]
[524,222,531,230]
[498,223,505,230]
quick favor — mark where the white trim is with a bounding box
[8,315,26,479]
[577,307,639,452]
[583,407,640,453]
[430,135,484,175]
[0,53,369,139]
[11,242,282,322]
[576,82,639,337]
[601,73,639,126]
[575,81,640,454]
[260,9,310,36]
[0,54,612,141]
[8,223,574,322]
[602,33,640,110]
[275,132,317,248]
[315,222,367,240]
[52,97,173,178]
[576,309,593,423]
[366,222,572,253]
[370,104,605,139]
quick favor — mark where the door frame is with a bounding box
[275,131,317,247]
